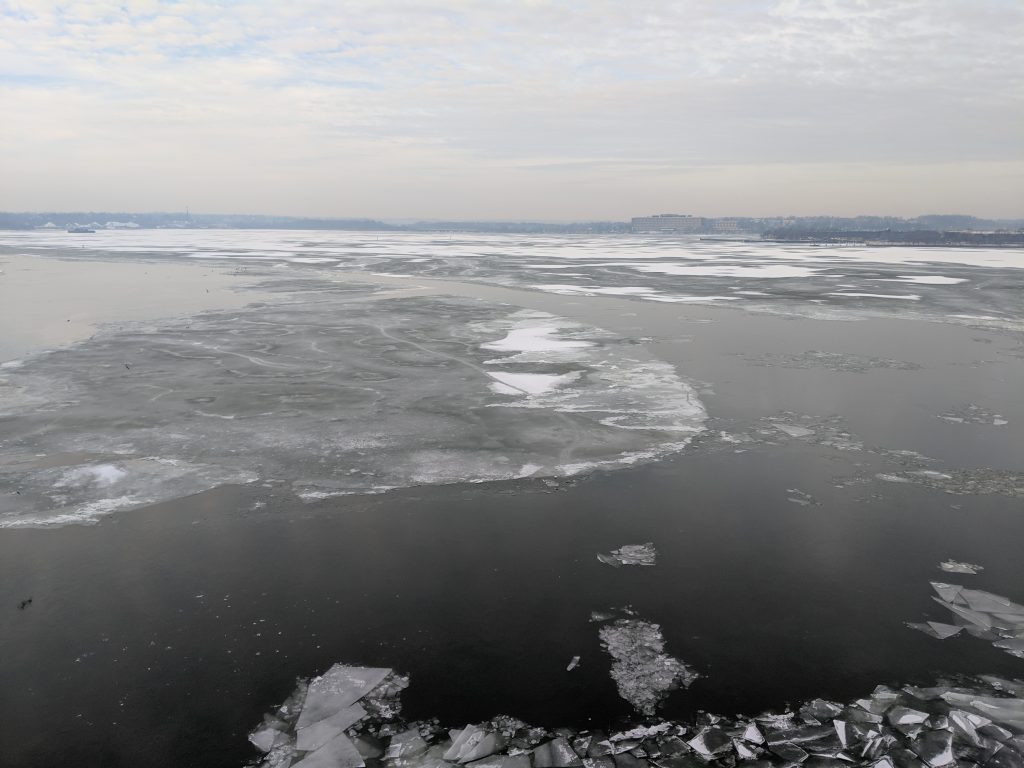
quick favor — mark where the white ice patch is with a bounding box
[481,325,594,354]
[827,292,921,301]
[883,275,968,285]
[487,371,582,396]
[647,295,740,303]
[631,263,819,279]
[478,311,706,440]
[532,284,660,297]
[57,463,128,488]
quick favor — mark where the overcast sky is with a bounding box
[2,0,1022,219]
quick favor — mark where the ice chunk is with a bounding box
[906,622,964,640]
[250,723,289,753]
[291,731,365,768]
[383,728,430,760]
[918,582,1024,660]
[598,618,699,715]
[930,582,964,604]
[471,755,533,768]
[939,560,983,575]
[687,728,732,758]
[533,737,583,767]
[887,708,930,727]
[772,423,816,438]
[911,730,954,768]
[296,704,367,752]
[444,725,506,764]
[597,543,657,567]
[296,665,390,729]
[566,656,581,672]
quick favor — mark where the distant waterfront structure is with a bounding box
[710,219,739,233]
[631,213,704,233]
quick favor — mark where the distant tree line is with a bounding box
[1,211,1021,235]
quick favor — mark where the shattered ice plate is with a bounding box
[596,543,657,568]
[909,581,1024,659]
[248,662,1024,768]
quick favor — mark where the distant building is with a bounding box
[631,214,705,233]
[709,219,739,233]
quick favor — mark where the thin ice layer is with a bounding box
[0,297,704,527]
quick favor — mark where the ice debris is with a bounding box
[743,350,921,373]
[566,656,581,672]
[909,582,1024,659]
[938,404,1009,427]
[940,560,984,575]
[594,615,699,715]
[249,665,1024,768]
[596,544,657,568]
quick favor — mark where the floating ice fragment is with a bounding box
[566,656,581,672]
[907,621,964,640]
[772,423,816,439]
[297,665,391,729]
[598,618,699,715]
[596,543,657,568]
[939,560,983,575]
[914,582,1024,660]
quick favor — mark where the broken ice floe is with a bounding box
[938,404,1009,427]
[909,581,1024,659]
[876,468,1024,498]
[248,663,1024,768]
[940,561,984,575]
[596,543,657,568]
[565,656,581,672]
[786,488,819,507]
[743,350,921,373]
[764,413,865,451]
[593,611,698,716]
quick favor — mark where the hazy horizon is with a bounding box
[4,208,1024,225]
[3,1,1023,219]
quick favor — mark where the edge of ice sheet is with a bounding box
[0,457,257,528]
